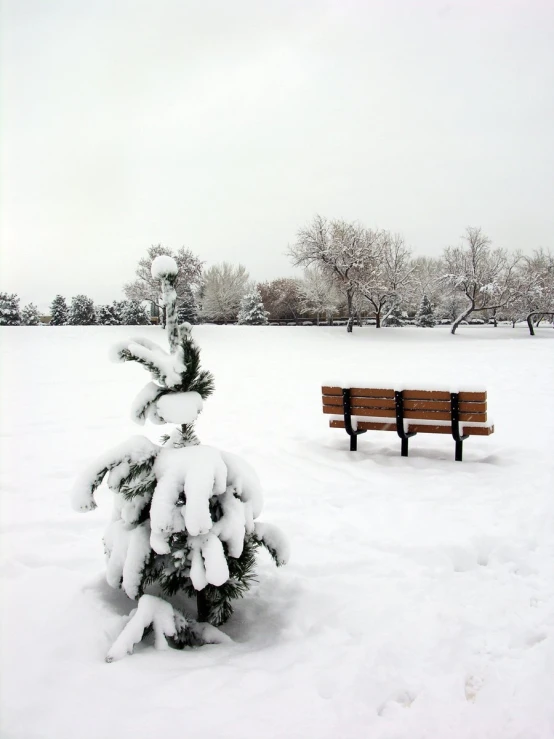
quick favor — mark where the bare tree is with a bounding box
[288,216,379,332]
[258,278,304,322]
[124,245,203,322]
[201,262,250,323]
[354,233,415,327]
[410,256,444,305]
[298,267,342,325]
[505,248,554,326]
[441,227,521,334]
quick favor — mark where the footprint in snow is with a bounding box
[377,690,417,716]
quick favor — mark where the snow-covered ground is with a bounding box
[1,324,553,739]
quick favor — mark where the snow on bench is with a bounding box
[322,386,494,461]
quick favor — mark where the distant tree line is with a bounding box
[0,293,150,326]
[121,229,553,333]
[289,217,554,333]
[2,225,552,331]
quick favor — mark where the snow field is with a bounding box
[1,324,553,739]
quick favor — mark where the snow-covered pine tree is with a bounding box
[96,305,120,325]
[72,255,288,662]
[383,302,406,327]
[111,300,127,323]
[122,299,150,325]
[21,303,41,326]
[69,295,96,325]
[237,287,269,325]
[50,295,69,325]
[415,294,436,327]
[177,286,198,324]
[0,293,21,326]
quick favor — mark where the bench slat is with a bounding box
[404,399,486,412]
[323,405,487,422]
[402,390,487,402]
[321,396,487,413]
[407,423,494,436]
[330,419,494,436]
[329,419,396,432]
[322,395,396,409]
[322,386,395,398]
[322,386,487,402]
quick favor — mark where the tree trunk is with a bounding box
[375,311,381,329]
[346,290,354,332]
[451,303,474,334]
[197,589,209,622]
[381,300,397,328]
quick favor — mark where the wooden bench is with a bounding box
[322,386,494,461]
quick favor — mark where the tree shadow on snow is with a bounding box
[82,573,135,617]
[220,570,300,649]
[81,565,297,654]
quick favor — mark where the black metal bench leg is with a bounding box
[451,393,469,462]
[395,391,416,458]
[343,388,366,452]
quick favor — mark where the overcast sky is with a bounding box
[1,0,553,309]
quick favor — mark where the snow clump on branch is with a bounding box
[151,255,179,280]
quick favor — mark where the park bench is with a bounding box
[322,385,494,461]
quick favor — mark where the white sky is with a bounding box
[1,0,553,309]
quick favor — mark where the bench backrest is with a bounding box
[322,386,488,423]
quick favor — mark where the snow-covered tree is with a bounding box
[68,295,96,325]
[415,294,436,327]
[109,301,126,323]
[409,257,442,307]
[0,293,21,326]
[177,286,198,324]
[124,245,203,324]
[258,278,304,323]
[72,255,288,661]
[355,234,415,328]
[96,305,120,325]
[21,303,41,326]
[289,216,380,332]
[441,227,521,335]
[383,302,407,327]
[505,248,554,327]
[122,299,150,325]
[237,288,269,325]
[50,295,69,325]
[297,267,342,325]
[201,262,250,323]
